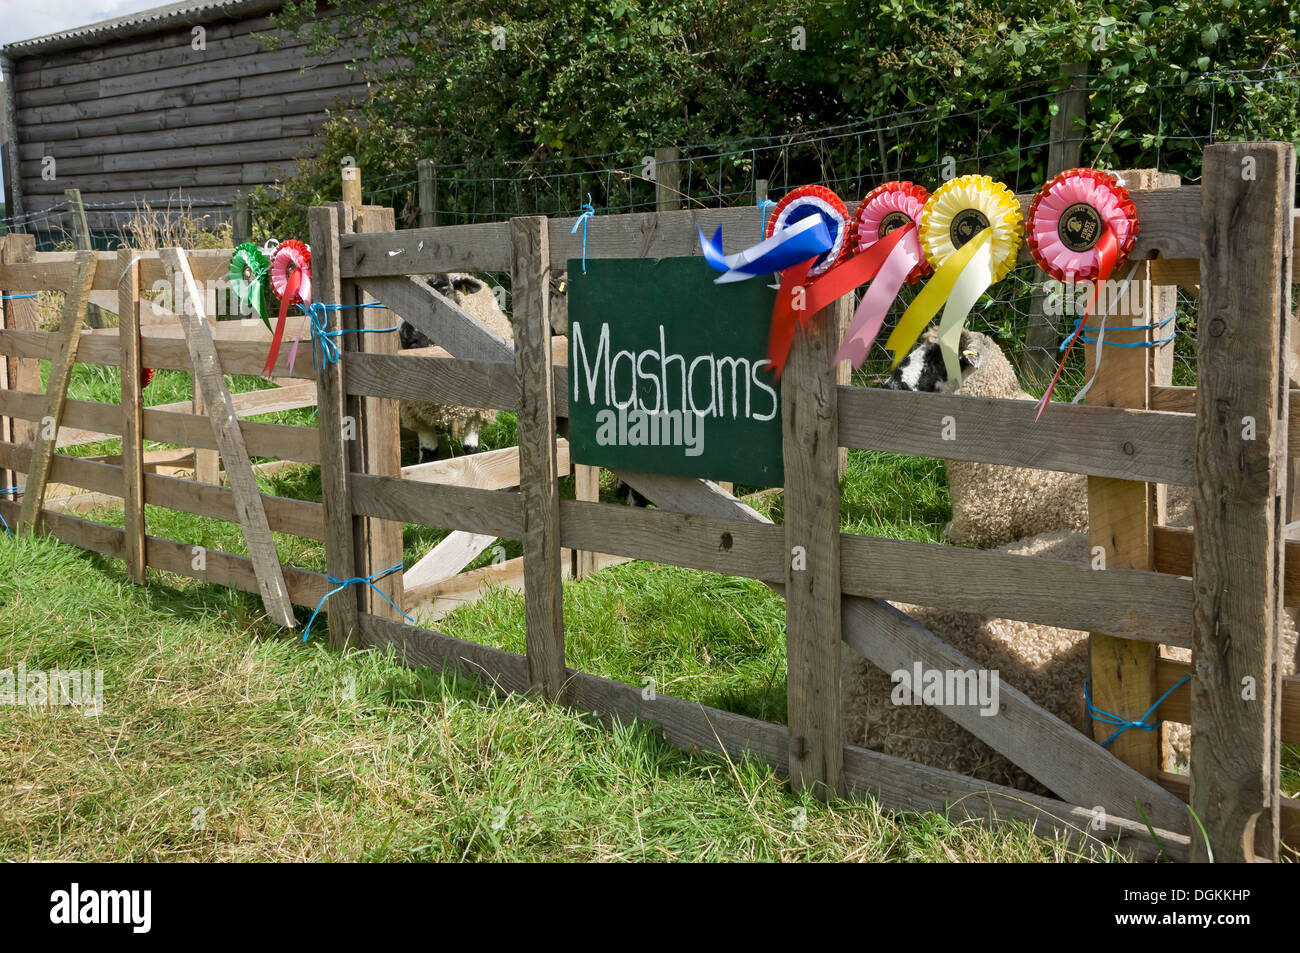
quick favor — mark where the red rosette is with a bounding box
[270,239,312,305]
[851,181,932,284]
[140,367,155,389]
[764,185,850,278]
[1025,168,1139,282]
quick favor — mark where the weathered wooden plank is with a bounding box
[16,251,95,533]
[1153,657,1300,745]
[512,216,567,700]
[118,249,145,585]
[20,136,318,179]
[404,532,498,590]
[1191,142,1294,862]
[838,387,1196,486]
[343,352,518,411]
[309,205,361,649]
[401,442,571,488]
[349,475,523,538]
[782,298,847,797]
[349,207,405,620]
[841,597,1190,833]
[1157,770,1300,856]
[839,533,1192,648]
[1154,524,1300,609]
[341,223,512,276]
[160,247,296,629]
[357,275,514,364]
[0,234,38,495]
[572,464,602,577]
[1086,169,1177,781]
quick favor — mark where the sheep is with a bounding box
[885,328,1089,547]
[398,273,512,463]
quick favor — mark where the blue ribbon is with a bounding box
[1061,313,1177,351]
[302,561,414,642]
[0,485,24,538]
[1085,674,1191,748]
[0,293,38,300]
[307,302,397,367]
[758,198,777,238]
[571,195,595,274]
[698,214,833,284]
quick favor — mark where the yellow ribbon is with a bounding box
[885,227,994,370]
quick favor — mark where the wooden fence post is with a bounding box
[1191,141,1294,862]
[309,204,361,649]
[783,295,849,798]
[655,147,682,212]
[417,159,436,228]
[511,215,566,700]
[1086,169,1179,784]
[232,193,251,245]
[342,165,362,208]
[63,189,104,329]
[349,206,405,618]
[1023,63,1089,383]
[0,233,37,496]
[118,247,146,585]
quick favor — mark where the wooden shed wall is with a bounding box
[9,10,377,230]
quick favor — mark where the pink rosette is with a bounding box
[1025,169,1139,282]
[271,239,312,305]
[852,181,931,284]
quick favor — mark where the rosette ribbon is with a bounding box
[831,181,931,369]
[1027,169,1140,418]
[702,185,880,377]
[264,240,312,378]
[230,242,272,332]
[884,175,1021,382]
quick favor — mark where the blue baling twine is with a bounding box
[0,485,25,538]
[571,195,595,274]
[0,293,38,300]
[1085,674,1191,747]
[306,301,398,366]
[302,561,413,642]
[758,198,778,238]
[1060,312,1178,351]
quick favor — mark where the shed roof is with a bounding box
[3,0,287,57]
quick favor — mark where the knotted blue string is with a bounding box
[1061,312,1177,351]
[302,561,413,642]
[758,198,777,238]
[306,301,398,367]
[1085,674,1191,747]
[0,293,38,300]
[571,195,595,274]
[0,485,24,537]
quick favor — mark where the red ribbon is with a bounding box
[262,266,302,378]
[766,222,915,379]
[1035,227,1119,419]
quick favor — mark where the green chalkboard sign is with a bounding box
[567,257,783,486]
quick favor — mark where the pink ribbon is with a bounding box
[831,228,922,369]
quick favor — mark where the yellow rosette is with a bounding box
[884,174,1021,381]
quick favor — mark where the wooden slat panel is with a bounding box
[842,597,1190,833]
[341,223,513,276]
[357,275,514,364]
[350,474,523,538]
[118,250,145,584]
[839,533,1193,648]
[838,386,1196,486]
[0,498,328,608]
[1191,141,1294,862]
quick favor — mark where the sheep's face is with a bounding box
[399,274,491,349]
[882,331,987,393]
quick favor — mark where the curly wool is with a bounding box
[943,330,1089,547]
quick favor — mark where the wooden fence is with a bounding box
[1,142,1297,862]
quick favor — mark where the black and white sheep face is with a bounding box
[882,332,987,393]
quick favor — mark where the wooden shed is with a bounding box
[1,0,376,237]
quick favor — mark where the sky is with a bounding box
[0,0,167,200]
